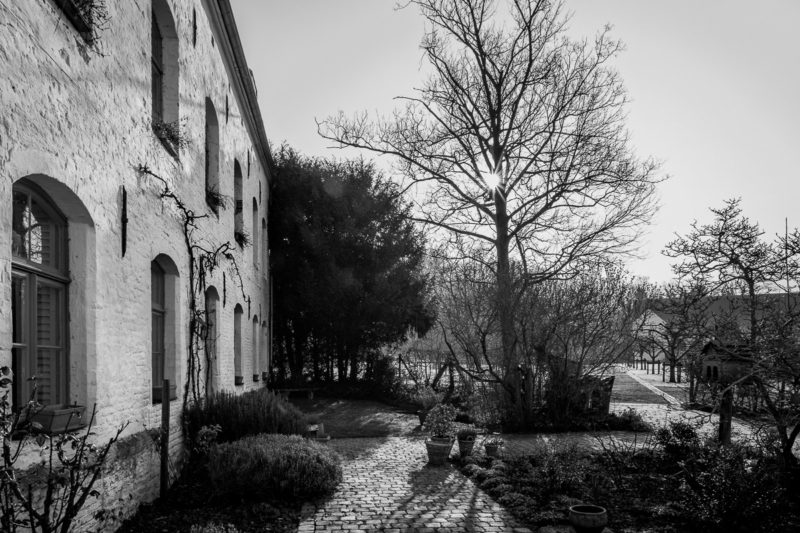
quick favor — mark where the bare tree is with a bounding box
[319,0,659,410]
[436,256,651,426]
[665,199,800,465]
[643,283,711,391]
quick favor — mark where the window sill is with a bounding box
[152,384,178,404]
[152,124,180,160]
[53,0,94,44]
[205,189,223,216]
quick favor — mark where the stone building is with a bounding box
[0,0,272,527]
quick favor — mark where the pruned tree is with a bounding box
[643,283,711,392]
[319,0,660,411]
[436,256,652,426]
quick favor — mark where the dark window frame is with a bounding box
[151,10,165,126]
[11,182,70,409]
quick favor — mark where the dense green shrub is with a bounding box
[208,434,342,499]
[654,420,701,461]
[412,386,441,411]
[532,444,587,498]
[604,407,651,432]
[680,444,785,532]
[184,389,307,443]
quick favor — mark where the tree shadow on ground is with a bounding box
[291,397,420,438]
[381,463,510,529]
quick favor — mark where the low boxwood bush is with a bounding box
[208,434,342,499]
[185,388,307,443]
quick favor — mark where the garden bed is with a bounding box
[117,459,302,533]
[458,432,800,533]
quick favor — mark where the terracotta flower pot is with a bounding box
[568,504,608,533]
[458,438,475,457]
[484,443,501,458]
[425,438,453,466]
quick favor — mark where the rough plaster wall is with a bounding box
[0,0,272,528]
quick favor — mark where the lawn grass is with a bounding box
[289,396,420,438]
[610,372,668,404]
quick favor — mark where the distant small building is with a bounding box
[700,341,754,384]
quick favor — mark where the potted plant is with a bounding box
[306,423,330,444]
[457,427,478,457]
[27,404,86,435]
[568,504,608,533]
[413,386,441,426]
[484,434,504,458]
[423,404,456,465]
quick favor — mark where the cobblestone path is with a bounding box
[297,436,533,533]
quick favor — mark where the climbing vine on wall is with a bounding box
[136,164,248,409]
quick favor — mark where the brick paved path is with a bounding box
[297,436,533,533]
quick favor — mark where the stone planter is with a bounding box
[568,504,608,533]
[457,437,476,457]
[425,437,453,466]
[28,405,86,435]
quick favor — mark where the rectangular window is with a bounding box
[12,272,68,407]
[151,11,164,123]
[151,262,166,402]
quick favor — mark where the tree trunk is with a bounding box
[350,350,359,383]
[719,385,733,446]
[336,339,347,382]
[494,187,520,411]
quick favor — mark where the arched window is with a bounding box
[252,315,259,382]
[234,304,243,385]
[234,160,243,244]
[252,198,259,267]
[11,182,68,407]
[261,320,269,380]
[261,218,268,269]
[151,0,179,153]
[204,287,220,392]
[151,254,179,403]
[204,98,220,213]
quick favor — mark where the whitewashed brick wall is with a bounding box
[0,0,273,529]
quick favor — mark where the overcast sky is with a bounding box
[231,1,800,283]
